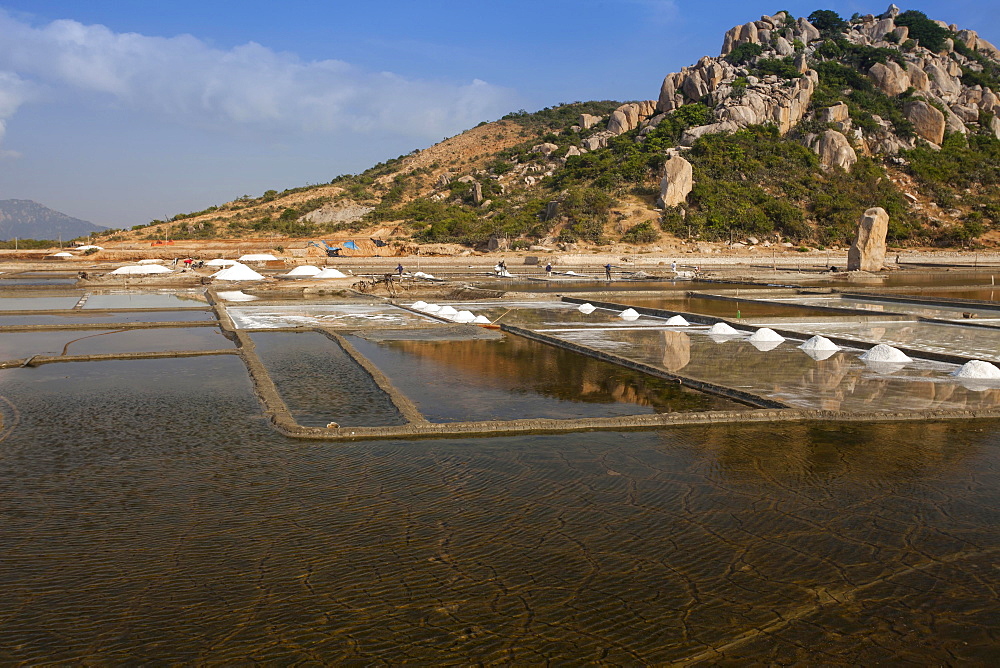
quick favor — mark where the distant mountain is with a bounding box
[0,199,106,241]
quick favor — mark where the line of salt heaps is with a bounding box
[411,302,490,324]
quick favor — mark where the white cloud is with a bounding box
[0,10,518,142]
[0,70,34,153]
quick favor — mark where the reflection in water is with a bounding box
[347,333,743,422]
[0,365,996,664]
[660,330,690,371]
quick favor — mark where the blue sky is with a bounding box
[0,1,997,228]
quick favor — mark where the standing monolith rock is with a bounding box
[847,207,889,271]
[657,151,693,208]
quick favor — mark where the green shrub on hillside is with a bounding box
[895,10,950,52]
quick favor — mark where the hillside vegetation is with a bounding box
[95,6,1000,253]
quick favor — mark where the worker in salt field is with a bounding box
[545,262,552,276]
[671,260,677,272]
[605,263,612,281]
[396,263,404,277]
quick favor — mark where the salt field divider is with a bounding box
[840,291,1000,311]
[501,324,788,410]
[685,292,913,318]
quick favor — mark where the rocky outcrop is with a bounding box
[657,151,694,208]
[814,130,858,171]
[606,101,657,135]
[868,61,910,96]
[848,207,889,272]
[904,99,945,145]
[818,102,850,124]
[531,143,559,157]
[302,204,374,225]
[579,114,602,130]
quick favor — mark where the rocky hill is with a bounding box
[102,5,1000,254]
[0,200,106,241]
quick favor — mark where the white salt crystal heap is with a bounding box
[313,268,347,278]
[284,265,320,277]
[748,328,784,343]
[238,253,277,262]
[413,271,435,279]
[577,303,596,314]
[709,322,741,336]
[451,310,476,323]
[216,290,259,302]
[410,301,428,310]
[473,315,491,324]
[438,305,458,316]
[619,308,640,320]
[859,344,911,363]
[422,304,441,313]
[666,315,689,326]
[951,360,1000,379]
[206,258,237,267]
[111,265,173,275]
[212,263,264,281]
[799,335,839,351]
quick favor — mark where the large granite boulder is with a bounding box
[657,151,694,208]
[904,99,945,145]
[579,114,602,129]
[847,207,889,271]
[816,130,858,171]
[868,61,910,96]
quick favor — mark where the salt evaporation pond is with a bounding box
[0,310,215,326]
[226,304,436,329]
[83,292,208,309]
[250,332,406,428]
[548,327,1000,413]
[0,327,231,359]
[345,333,745,422]
[0,294,84,310]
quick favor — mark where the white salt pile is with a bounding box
[438,305,458,316]
[749,328,784,343]
[422,304,441,313]
[577,303,596,314]
[951,360,1000,379]
[137,258,164,265]
[238,253,277,262]
[410,301,428,310]
[285,265,320,277]
[473,315,491,324]
[413,271,436,279]
[111,265,173,275]
[859,344,911,363]
[75,245,103,251]
[619,308,640,320]
[206,258,237,267]
[452,310,476,323]
[565,271,580,276]
[314,268,347,278]
[799,335,839,351]
[708,322,741,336]
[212,263,264,281]
[666,315,689,326]
[50,252,73,257]
[216,290,259,302]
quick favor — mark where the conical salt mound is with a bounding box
[619,308,640,320]
[473,315,491,324]
[438,305,458,316]
[709,322,740,335]
[749,327,784,343]
[422,304,441,313]
[951,360,1000,379]
[452,310,476,323]
[411,301,428,310]
[285,265,320,277]
[859,344,911,363]
[577,303,596,314]
[799,335,839,351]
[666,315,689,326]
[314,268,347,278]
[212,263,264,281]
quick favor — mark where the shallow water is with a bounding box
[0,294,84,310]
[228,303,436,329]
[250,331,407,428]
[83,292,208,309]
[548,327,1000,412]
[616,294,838,319]
[0,310,215,326]
[0,362,995,663]
[0,326,230,359]
[346,333,746,422]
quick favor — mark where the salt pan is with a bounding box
[859,344,911,363]
[619,308,640,320]
[951,360,1000,379]
[748,328,784,343]
[708,322,741,336]
[216,290,259,302]
[577,303,596,314]
[666,315,689,326]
